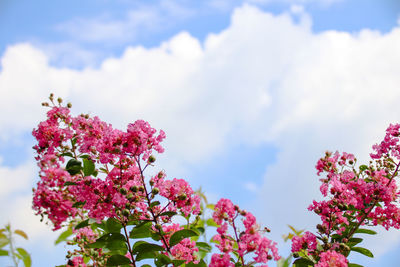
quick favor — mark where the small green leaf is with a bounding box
[186,259,207,267]
[83,158,95,176]
[172,260,185,266]
[149,201,160,208]
[72,201,86,208]
[14,230,28,240]
[359,165,368,171]
[106,218,123,233]
[75,219,90,230]
[169,229,199,247]
[136,251,157,261]
[354,229,377,235]
[60,152,74,158]
[348,237,363,247]
[154,253,171,266]
[55,227,73,245]
[132,242,164,254]
[293,258,314,267]
[66,159,82,175]
[16,247,31,267]
[129,221,152,239]
[348,263,364,267]
[206,218,219,227]
[64,181,77,186]
[196,242,212,252]
[351,247,374,258]
[0,235,9,248]
[0,249,8,256]
[106,254,131,266]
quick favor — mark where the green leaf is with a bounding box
[0,235,9,248]
[60,152,74,158]
[106,218,123,233]
[195,227,205,234]
[351,247,374,258]
[66,159,82,175]
[132,242,164,254]
[206,204,215,210]
[129,221,152,239]
[293,258,314,267]
[154,253,172,266]
[106,254,131,266]
[64,181,77,186]
[206,218,219,227]
[14,230,28,240]
[195,242,212,252]
[0,249,8,256]
[149,201,160,208]
[169,229,198,247]
[136,251,157,261]
[359,165,368,171]
[55,227,73,245]
[172,260,185,266]
[16,247,31,267]
[75,219,90,230]
[186,259,207,267]
[348,264,364,267]
[354,229,377,235]
[83,158,96,176]
[105,233,127,252]
[72,201,86,208]
[348,237,363,247]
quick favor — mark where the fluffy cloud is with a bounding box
[1,4,400,264]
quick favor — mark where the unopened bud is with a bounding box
[42,102,49,106]
[149,180,154,186]
[293,252,299,258]
[152,188,159,195]
[155,224,162,230]
[119,187,128,195]
[148,155,156,163]
[130,186,138,192]
[122,209,130,217]
[178,194,187,201]
[67,102,72,108]
[57,97,63,103]
[49,93,54,100]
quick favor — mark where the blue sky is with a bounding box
[1,0,400,266]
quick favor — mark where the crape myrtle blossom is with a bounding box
[32,95,279,266]
[210,199,280,266]
[291,123,400,266]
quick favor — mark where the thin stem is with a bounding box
[134,156,172,255]
[231,216,245,266]
[6,224,19,267]
[123,225,136,267]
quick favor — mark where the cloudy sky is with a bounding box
[1,0,400,266]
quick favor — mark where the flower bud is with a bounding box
[67,102,72,108]
[151,187,159,195]
[119,188,128,195]
[122,209,130,217]
[57,97,63,103]
[178,194,187,201]
[130,186,138,192]
[149,180,154,186]
[148,155,156,163]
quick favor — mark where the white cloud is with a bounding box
[1,3,400,264]
[55,1,194,44]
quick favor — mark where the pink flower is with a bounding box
[316,251,348,267]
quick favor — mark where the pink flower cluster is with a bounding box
[291,231,317,253]
[210,199,280,267]
[160,224,199,264]
[293,123,400,266]
[315,251,348,267]
[32,103,199,231]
